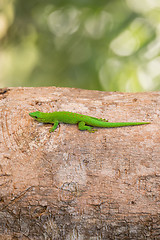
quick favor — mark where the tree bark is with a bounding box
[0,87,159,240]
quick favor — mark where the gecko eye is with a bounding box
[34,116,38,118]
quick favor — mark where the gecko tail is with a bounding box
[101,121,150,128]
[92,121,151,128]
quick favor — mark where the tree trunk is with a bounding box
[0,87,159,240]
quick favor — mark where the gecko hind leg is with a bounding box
[99,118,108,122]
[78,121,97,133]
[90,116,108,122]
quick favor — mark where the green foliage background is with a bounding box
[0,0,160,91]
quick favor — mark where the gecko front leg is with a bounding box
[49,121,59,132]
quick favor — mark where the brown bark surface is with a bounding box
[0,87,160,240]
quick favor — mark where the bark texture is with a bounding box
[0,87,160,240]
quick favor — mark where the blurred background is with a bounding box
[0,0,160,91]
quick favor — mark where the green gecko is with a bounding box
[29,111,150,133]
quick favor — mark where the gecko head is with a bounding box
[29,111,48,123]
